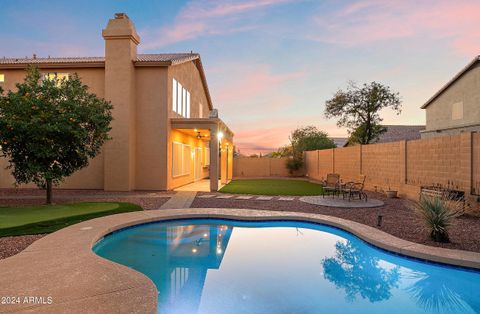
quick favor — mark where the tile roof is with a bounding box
[135,53,199,64]
[0,56,104,65]
[0,53,200,65]
[376,125,425,143]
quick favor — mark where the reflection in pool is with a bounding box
[93,219,480,314]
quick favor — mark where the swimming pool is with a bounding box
[94,219,480,314]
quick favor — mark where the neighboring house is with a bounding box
[343,125,424,146]
[330,137,348,148]
[375,125,424,143]
[0,13,233,192]
[421,55,480,138]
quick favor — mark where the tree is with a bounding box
[324,81,401,144]
[289,126,336,154]
[270,145,293,158]
[0,66,113,204]
[285,126,335,174]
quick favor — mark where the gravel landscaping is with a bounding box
[192,192,480,253]
[0,234,45,260]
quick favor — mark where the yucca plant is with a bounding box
[414,196,463,243]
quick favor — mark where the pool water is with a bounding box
[93,219,480,314]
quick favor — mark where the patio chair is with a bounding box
[342,175,368,202]
[322,173,340,198]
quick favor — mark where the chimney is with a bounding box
[102,13,139,191]
[102,13,140,59]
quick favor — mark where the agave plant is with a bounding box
[414,196,463,243]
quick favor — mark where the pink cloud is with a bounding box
[232,121,346,155]
[213,64,305,105]
[309,0,480,55]
[141,0,298,49]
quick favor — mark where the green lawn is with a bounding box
[219,179,324,196]
[0,202,142,237]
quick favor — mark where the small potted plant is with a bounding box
[385,180,397,198]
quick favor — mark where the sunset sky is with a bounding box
[1,0,479,155]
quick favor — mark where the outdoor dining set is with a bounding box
[321,173,368,202]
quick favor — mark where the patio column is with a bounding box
[209,125,219,191]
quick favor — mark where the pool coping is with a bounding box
[1,208,479,313]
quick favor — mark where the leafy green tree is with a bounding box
[270,145,293,158]
[324,81,401,144]
[289,126,336,154]
[284,126,335,175]
[0,66,113,204]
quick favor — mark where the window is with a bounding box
[452,102,463,120]
[199,103,203,118]
[172,78,177,111]
[177,82,182,115]
[0,74,4,83]
[186,92,190,118]
[172,78,191,118]
[43,72,69,87]
[204,147,210,166]
[172,142,192,177]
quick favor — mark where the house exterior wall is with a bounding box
[0,15,232,192]
[166,61,213,190]
[135,66,169,190]
[0,67,106,189]
[422,64,480,138]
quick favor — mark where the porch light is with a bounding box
[217,131,224,140]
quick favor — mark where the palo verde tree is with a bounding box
[0,66,113,204]
[324,81,401,145]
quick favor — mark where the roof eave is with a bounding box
[0,62,105,69]
[421,55,480,109]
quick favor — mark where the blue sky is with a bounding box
[1,0,479,154]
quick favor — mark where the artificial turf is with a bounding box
[0,202,142,237]
[219,179,324,196]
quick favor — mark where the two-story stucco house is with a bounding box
[0,13,234,192]
[421,55,480,138]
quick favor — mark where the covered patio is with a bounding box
[171,118,234,192]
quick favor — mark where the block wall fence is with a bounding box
[233,157,304,178]
[305,132,480,201]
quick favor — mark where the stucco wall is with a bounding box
[135,66,169,190]
[424,64,480,133]
[0,67,106,189]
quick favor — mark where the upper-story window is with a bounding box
[172,78,190,118]
[43,73,70,87]
[452,102,463,120]
[0,74,4,83]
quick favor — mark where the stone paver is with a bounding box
[299,195,384,208]
[1,208,479,313]
[256,196,273,201]
[235,196,253,200]
[216,195,233,199]
[278,197,295,201]
[198,194,215,198]
[159,191,197,209]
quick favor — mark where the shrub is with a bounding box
[414,196,463,243]
[286,157,303,175]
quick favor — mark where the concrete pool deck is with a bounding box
[1,208,480,313]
